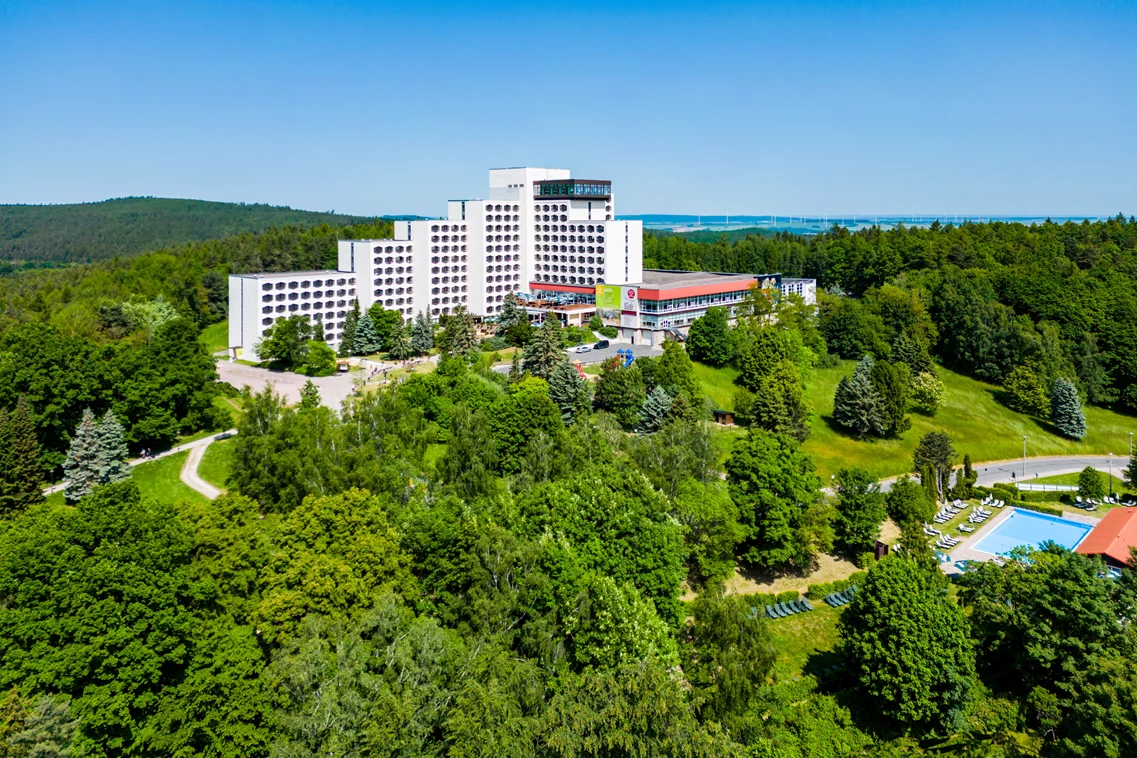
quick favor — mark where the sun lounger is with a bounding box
[801,597,814,611]
[782,602,797,616]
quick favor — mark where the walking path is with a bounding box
[879,454,1130,492]
[180,440,223,500]
[43,429,238,497]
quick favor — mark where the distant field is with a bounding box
[198,439,233,491]
[696,359,1137,481]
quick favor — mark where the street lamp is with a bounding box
[1022,436,1027,477]
[1109,453,1114,497]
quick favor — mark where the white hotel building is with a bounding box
[229,167,644,360]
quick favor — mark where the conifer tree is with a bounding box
[387,319,412,360]
[549,359,590,425]
[637,386,673,435]
[444,306,478,356]
[522,315,565,379]
[352,312,382,355]
[497,292,523,332]
[63,409,101,503]
[833,356,885,438]
[870,358,912,437]
[96,410,132,485]
[0,397,44,516]
[299,380,321,410]
[1050,378,1087,440]
[338,300,360,357]
[890,331,934,375]
[508,350,523,383]
[410,312,434,355]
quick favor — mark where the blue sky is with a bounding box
[1,0,1134,216]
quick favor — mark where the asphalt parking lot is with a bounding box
[566,342,662,365]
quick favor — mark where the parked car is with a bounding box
[576,345,591,353]
[215,431,235,441]
[594,340,610,349]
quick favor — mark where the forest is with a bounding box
[0,197,382,265]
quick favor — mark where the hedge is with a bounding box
[597,325,618,338]
[1010,501,1065,517]
[806,571,867,600]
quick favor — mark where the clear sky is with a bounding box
[1,0,1134,216]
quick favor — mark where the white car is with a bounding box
[576,345,592,353]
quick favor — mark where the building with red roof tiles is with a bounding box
[1075,507,1137,568]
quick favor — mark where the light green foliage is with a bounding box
[0,482,197,757]
[521,315,565,379]
[736,324,796,393]
[297,339,335,376]
[258,314,313,368]
[740,680,874,757]
[1004,364,1050,417]
[751,359,810,442]
[367,303,403,351]
[120,296,180,340]
[62,409,101,503]
[352,311,382,355]
[725,429,832,571]
[1077,466,1105,500]
[438,405,501,501]
[1051,378,1087,440]
[410,312,434,355]
[548,359,590,425]
[839,556,976,734]
[637,386,672,435]
[7,693,79,758]
[0,398,44,517]
[885,476,934,525]
[912,431,955,501]
[910,370,945,414]
[254,488,416,645]
[625,419,720,502]
[566,575,678,669]
[593,359,645,428]
[656,341,702,403]
[670,478,742,586]
[834,467,886,554]
[299,380,320,410]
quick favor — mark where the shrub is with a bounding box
[598,325,618,338]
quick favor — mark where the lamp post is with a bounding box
[1109,453,1113,497]
[1022,436,1027,477]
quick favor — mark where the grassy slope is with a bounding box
[200,320,228,353]
[767,604,844,680]
[0,197,377,263]
[701,359,1136,481]
[131,452,207,505]
[1030,471,1128,488]
[198,439,233,491]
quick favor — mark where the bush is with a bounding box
[806,571,868,600]
[817,351,840,368]
[598,325,618,339]
[776,590,801,604]
[1012,501,1064,516]
[479,335,508,351]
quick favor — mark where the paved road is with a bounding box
[493,342,662,374]
[216,360,359,409]
[44,430,238,495]
[880,454,1131,492]
[181,441,223,500]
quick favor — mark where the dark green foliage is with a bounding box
[869,358,911,436]
[351,311,382,355]
[548,359,590,425]
[886,476,935,525]
[1077,466,1105,500]
[686,306,733,366]
[296,339,336,376]
[442,306,478,357]
[0,197,380,263]
[839,556,976,734]
[725,429,832,572]
[95,410,131,485]
[890,330,935,375]
[256,314,312,367]
[497,292,525,333]
[818,294,889,359]
[637,386,672,434]
[489,379,564,475]
[386,319,412,360]
[751,359,810,442]
[0,398,44,517]
[912,431,955,501]
[1051,377,1087,439]
[834,467,886,554]
[832,356,885,438]
[367,303,403,352]
[438,405,500,501]
[0,482,197,757]
[593,358,645,428]
[338,300,360,357]
[521,315,565,379]
[62,409,101,503]
[409,312,434,355]
[656,341,701,403]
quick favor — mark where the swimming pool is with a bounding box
[971,508,1092,556]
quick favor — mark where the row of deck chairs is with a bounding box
[980,496,1006,508]
[933,500,966,524]
[825,585,857,607]
[1073,496,1100,511]
[969,506,993,525]
[763,598,813,619]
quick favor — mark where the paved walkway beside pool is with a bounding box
[940,505,1101,576]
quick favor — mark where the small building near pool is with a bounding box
[1075,507,1137,568]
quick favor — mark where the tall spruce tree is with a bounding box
[409,312,434,355]
[96,410,132,485]
[497,292,524,332]
[0,398,45,516]
[338,300,360,357]
[833,356,885,438]
[387,319,412,359]
[1050,378,1087,440]
[352,312,382,355]
[444,306,478,356]
[548,359,590,425]
[63,409,101,503]
[522,315,565,379]
[870,358,912,436]
[637,386,673,435]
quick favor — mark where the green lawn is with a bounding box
[198,439,234,491]
[199,319,228,353]
[1030,471,1128,490]
[691,362,741,411]
[699,359,1137,481]
[766,603,844,681]
[131,452,207,505]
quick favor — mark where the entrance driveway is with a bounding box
[216,360,359,410]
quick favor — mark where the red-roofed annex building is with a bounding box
[1075,507,1137,568]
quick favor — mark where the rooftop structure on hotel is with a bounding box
[1076,507,1137,568]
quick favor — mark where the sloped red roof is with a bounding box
[1076,507,1137,565]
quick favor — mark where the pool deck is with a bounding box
[941,506,1101,576]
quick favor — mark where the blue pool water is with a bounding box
[971,508,1092,556]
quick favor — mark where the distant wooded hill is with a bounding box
[0,197,382,264]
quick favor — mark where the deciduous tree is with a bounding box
[913,431,955,501]
[686,306,733,367]
[834,467,886,554]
